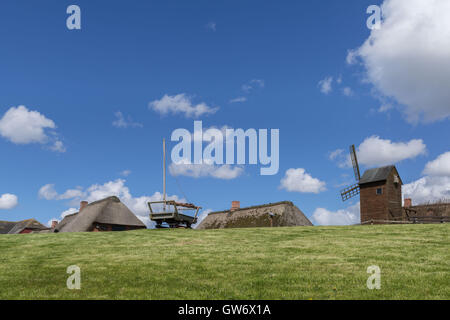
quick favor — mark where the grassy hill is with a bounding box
[0,224,448,300]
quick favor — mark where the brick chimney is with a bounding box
[231,201,240,212]
[80,201,88,212]
[404,198,412,208]
[51,220,58,229]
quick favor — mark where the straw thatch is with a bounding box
[55,196,146,232]
[0,219,49,234]
[197,201,313,229]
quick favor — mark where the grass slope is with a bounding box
[0,224,448,299]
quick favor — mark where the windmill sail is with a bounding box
[340,144,361,202]
[350,144,361,182]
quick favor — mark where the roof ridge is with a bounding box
[208,201,294,215]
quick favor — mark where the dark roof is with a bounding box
[359,165,396,185]
[0,219,49,234]
[55,196,146,232]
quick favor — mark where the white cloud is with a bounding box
[318,76,333,94]
[206,21,216,32]
[38,184,58,200]
[38,184,84,200]
[0,193,18,210]
[329,149,344,161]
[0,106,65,152]
[357,136,426,167]
[229,97,247,103]
[169,159,243,180]
[312,202,360,226]
[112,111,142,128]
[280,168,326,194]
[50,140,66,153]
[342,87,354,97]
[120,169,132,177]
[403,176,450,204]
[242,79,265,93]
[423,152,450,177]
[149,94,218,118]
[347,0,450,123]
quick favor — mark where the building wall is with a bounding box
[385,169,403,219]
[360,168,402,223]
[360,181,387,223]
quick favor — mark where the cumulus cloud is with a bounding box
[318,76,333,94]
[423,152,450,177]
[38,184,84,200]
[279,168,326,194]
[112,111,143,128]
[39,179,185,228]
[357,136,427,166]
[312,202,360,226]
[330,136,427,168]
[0,193,18,210]
[403,176,450,204]
[149,94,218,118]
[403,151,450,204]
[347,0,450,123]
[0,106,65,152]
[169,159,244,180]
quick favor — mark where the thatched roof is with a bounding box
[55,196,146,232]
[0,219,49,234]
[0,221,17,234]
[197,201,313,229]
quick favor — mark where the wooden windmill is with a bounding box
[339,144,404,224]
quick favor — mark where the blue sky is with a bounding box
[0,0,449,226]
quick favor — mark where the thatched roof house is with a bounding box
[197,201,313,229]
[55,196,146,232]
[0,219,49,234]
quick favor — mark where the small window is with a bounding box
[376,188,383,195]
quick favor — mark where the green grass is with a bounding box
[0,224,448,299]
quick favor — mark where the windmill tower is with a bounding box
[340,145,403,224]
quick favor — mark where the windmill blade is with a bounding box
[340,183,360,201]
[350,144,361,182]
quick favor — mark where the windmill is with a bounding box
[340,145,361,201]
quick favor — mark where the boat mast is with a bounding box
[163,138,166,211]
